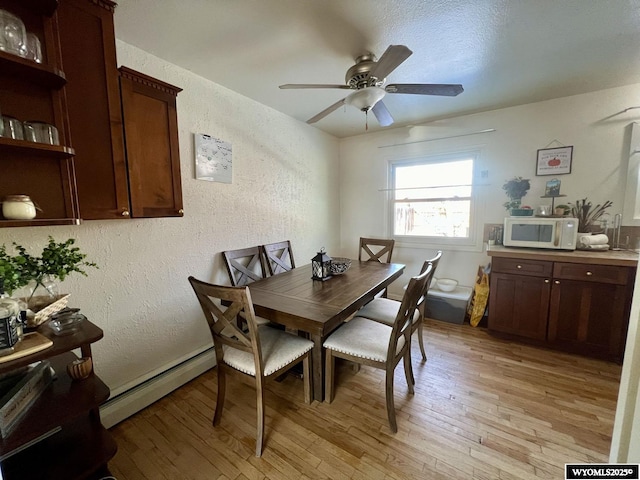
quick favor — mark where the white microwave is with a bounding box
[503,217,578,250]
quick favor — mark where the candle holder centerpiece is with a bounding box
[311,248,332,281]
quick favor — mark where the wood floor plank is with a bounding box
[108,320,621,479]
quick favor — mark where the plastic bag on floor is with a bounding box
[469,264,490,327]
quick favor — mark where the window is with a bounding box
[390,153,476,242]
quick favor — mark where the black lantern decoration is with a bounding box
[311,248,332,281]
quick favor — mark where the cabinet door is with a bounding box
[119,67,184,218]
[548,278,631,361]
[57,0,130,220]
[488,272,551,340]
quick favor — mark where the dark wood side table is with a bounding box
[0,320,116,480]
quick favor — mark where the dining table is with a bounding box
[249,260,405,401]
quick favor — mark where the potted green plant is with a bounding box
[0,237,97,312]
[502,176,532,215]
[570,198,613,233]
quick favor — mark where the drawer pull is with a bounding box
[586,271,593,276]
[516,265,522,269]
[554,280,560,284]
[544,279,550,283]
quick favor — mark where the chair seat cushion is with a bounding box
[323,316,405,363]
[223,326,313,377]
[357,298,419,326]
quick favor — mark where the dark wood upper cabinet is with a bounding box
[57,0,130,220]
[57,0,183,220]
[119,67,184,218]
[1,0,183,226]
[0,0,80,228]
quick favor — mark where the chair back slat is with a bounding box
[358,237,395,263]
[387,264,433,362]
[262,240,295,276]
[222,247,267,286]
[417,250,442,309]
[188,277,263,365]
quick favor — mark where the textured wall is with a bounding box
[2,41,340,395]
[338,83,640,292]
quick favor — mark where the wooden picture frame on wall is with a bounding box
[536,146,573,176]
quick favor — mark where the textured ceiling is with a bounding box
[114,0,640,138]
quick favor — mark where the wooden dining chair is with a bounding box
[222,246,266,287]
[222,247,271,327]
[261,240,295,276]
[358,237,396,298]
[358,237,395,263]
[323,265,432,432]
[357,251,442,368]
[188,276,313,457]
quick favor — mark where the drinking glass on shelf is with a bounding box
[0,9,27,58]
[25,32,42,63]
[23,121,59,145]
[0,115,24,140]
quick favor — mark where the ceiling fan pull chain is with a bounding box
[365,110,369,131]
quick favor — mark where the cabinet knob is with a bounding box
[586,271,593,276]
[178,209,184,215]
[121,210,130,217]
[516,265,522,269]
[554,280,560,284]
[544,279,550,283]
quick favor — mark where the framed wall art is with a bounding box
[195,133,232,183]
[536,146,573,176]
[544,178,561,197]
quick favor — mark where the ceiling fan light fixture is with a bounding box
[345,86,386,111]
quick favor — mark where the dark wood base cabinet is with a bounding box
[488,252,636,363]
[489,272,550,340]
[0,321,115,480]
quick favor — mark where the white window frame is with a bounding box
[387,150,481,249]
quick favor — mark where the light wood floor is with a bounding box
[108,319,622,479]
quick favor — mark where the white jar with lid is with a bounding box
[2,195,36,220]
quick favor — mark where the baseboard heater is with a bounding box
[99,347,217,429]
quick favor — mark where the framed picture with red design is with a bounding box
[536,146,573,176]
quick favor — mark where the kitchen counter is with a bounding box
[487,245,638,267]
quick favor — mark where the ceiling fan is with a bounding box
[279,45,463,128]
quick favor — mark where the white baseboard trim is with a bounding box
[99,347,216,428]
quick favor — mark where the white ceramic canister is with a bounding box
[2,194,36,219]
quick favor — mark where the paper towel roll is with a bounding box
[579,234,609,246]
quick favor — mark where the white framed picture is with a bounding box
[536,146,573,176]
[194,133,232,183]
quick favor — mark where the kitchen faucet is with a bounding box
[612,213,622,250]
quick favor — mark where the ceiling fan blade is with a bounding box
[385,83,464,96]
[372,101,394,127]
[367,45,413,80]
[307,98,347,124]
[279,84,352,90]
